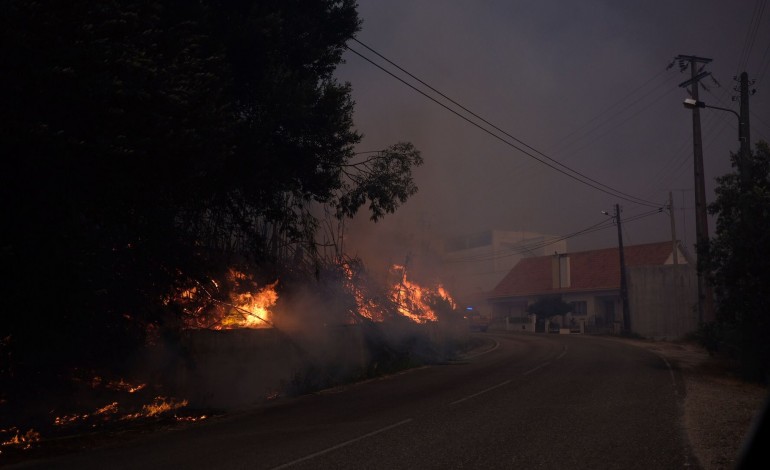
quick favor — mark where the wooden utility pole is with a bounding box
[669,191,682,334]
[615,204,631,334]
[738,71,753,184]
[677,54,713,324]
[669,191,678,266]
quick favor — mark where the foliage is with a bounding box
[526,296,572,318]
[336,142,423,221]
[702,141,770,382]
[0,1,422,395]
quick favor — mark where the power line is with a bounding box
[548,72,681,156]
[443,207,665,264]
[736,0,767,74]
[347,40,662,208]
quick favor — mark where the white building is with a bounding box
[441,230,567,304]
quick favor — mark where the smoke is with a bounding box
[138,259,468,410]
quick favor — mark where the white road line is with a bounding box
[522,362,551,376]
[556,345,568,360]
[462,339,500,359]
[658,354,678,397]
[271,418,413,469]
[449,379,512,405]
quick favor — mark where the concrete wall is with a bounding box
[627,265,699,339]
[142,321,469,409]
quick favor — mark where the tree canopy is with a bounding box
[703,141,770,382]
[0,1,422,386]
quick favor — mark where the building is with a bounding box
[441,230,567,305]
[486,241,699,339]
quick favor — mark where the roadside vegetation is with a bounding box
[698,141,770,383]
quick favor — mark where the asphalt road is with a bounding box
[11,332,695,469]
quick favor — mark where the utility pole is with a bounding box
[737,71,754,184]
[676,54,714,324]
[615,204,631,334]
[669,191,682,334]
[668,191,678,266]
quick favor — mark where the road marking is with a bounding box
[449,379,512,405]
[271,418,413,469]
[462,339,500,359]
[522,362,551,376]
[658,354,678,397]
[556,345,568,360]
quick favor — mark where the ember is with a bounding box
[138,396,189,418]
[1,428,41,450]
[106,378,147,393]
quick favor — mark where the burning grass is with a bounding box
[2,257,471,464]
[0,370,214,464]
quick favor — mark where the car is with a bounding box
[465,310,491,332]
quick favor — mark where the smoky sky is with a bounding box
[335,0,770,262]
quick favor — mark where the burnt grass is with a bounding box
[1,329,479,466]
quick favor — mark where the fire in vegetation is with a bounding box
[171,262,457,330]
[389,264,456,324]
[0,372,208,454]
[339,260,457,324]
[1,428,41,450]
[171,269,279,330]
[341,260,392,322]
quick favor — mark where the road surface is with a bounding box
[11,332,694,469]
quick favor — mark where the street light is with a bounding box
[681,96,745,325]
[682,98,742,141]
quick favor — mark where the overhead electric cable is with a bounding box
[551,69,671,148]
[348,40,661,208]
[444,207,665,264]
[549,72,681,155]
[736,0,767,74]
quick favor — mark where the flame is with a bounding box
[1,428,41,450]
[389,265,455,323]
[134,396,189,418]
[216,275,278,330]
[106,378,146,393]
[172,269,279,330]
[341,262,389,322]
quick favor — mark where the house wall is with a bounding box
[627,264,698,339]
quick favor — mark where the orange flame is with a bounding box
[341,262,389,322]
[389,265,455,323]
[173,269,279,330]
[216,276,278,330]
[1,428,41,450]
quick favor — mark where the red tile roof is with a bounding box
[488,241,677,299]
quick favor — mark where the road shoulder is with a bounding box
[609,337,767,470]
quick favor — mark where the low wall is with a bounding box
[628,265,699,339]
[140,320,469,409]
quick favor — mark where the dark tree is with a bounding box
[703,141,770,382]
[0,0,422,398]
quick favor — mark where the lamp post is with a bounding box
[682,98,742,136]
[683,98,748,180]
[681,97,744,325]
